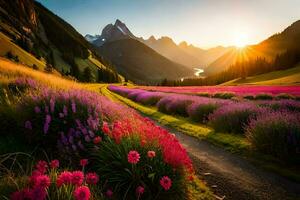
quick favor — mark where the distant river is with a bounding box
[194,68,204,76]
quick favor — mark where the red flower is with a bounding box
[105,189,113,198]
[93,136,102,144]
[56,171,72,187]
[136,186,145,196]
[102,122,110,134]
[127,150,140,164]
[72,171,84,186]
[147,151,156,158]
[29,170,42,185]
[35,160,48,174]
[86,172,99,185]
[10,188,32,200]
[73,186,91,200]
[80,159,88,167]
[160,176,172,191]
[34,175,51,188]
[50,159,59,169]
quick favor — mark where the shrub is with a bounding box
[246,111,300,162]
[276,93,295,100]
[135,92,166,105]
[259,100,300,112]
[197,92,210,97]
[255,93,273,100]
[187,102,220,123]
[243,95,255,100]
[212,92,235,99]
[208,103,262,134]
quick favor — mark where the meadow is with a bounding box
[0,59,212,200]
[108,85,300,165]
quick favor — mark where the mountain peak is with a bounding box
[114,19,124,26]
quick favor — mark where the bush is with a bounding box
[208,103,262,134]
[135,92,165,105]
[212,92,235,99]
[187,102,219,123]
[246,111,300,162]
[259,100,300,112]
[243,95,255,100]
[255,93,273,100]
[276,93,295,100]
[197,93,210,97]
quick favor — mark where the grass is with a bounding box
[0,32,45,70]
[101,85,300,183]
[222,64,300,86]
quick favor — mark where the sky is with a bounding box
[38,0,300,49]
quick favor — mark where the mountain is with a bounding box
[205,20,300,75]
[0,0,120,82]
[98,38,193,83]
[141,36,231,68]
[86,19,136,46]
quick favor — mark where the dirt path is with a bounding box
[166,127,300,200]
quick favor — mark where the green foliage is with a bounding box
[255,93,273,100]
[212,92,235,99]
[82,67,93,82]
[276,93,295,100]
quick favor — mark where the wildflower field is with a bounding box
[137,85,300,100]
[108,85,300,163]
[0,60,212,200]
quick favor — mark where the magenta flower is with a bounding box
[127,150,140,164]
[85,172,99,185]
[72,101,76,113]
[57,171,72,187]
[63,105,68,116]
[80,159,88,167]
[160,176,172,190]
[43,115,51,134]
[34,175,51,188]
[71,171,84,186]
[73,186,91,200]
[136,186,145,196]
[49,159,59,169]
[35,160,48,174]
[106,189,113,198]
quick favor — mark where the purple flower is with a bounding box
[63,105,68,116]
[71,101,76,113]
[25,120,32,130]
[84,135,91,142]
[34,106,41,113]
[59,113,64,118]
[43,115,51,134]
[50,98,55,113]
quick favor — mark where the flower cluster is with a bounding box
[11,159,99,200]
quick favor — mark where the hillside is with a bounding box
[222,64,300,86]
[98,38,193,83]
[0,0,120,82]
[205,20,300,75]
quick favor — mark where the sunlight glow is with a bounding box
[234,33,249,48]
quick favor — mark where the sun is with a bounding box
[234,33,249,48]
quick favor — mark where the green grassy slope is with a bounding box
[0,32,45,69]
[222,64,300,85]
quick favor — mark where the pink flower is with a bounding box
[93,136,102,144]
[102,122,110,134]
[71,101,76,113]
[80,159,88,167]
[105,189,113,198]
[136,186,145,196]
[72,171,84,186]
[31,187,47,200]
[50,160,59,169]
[127,150,140,164]
[160,176,172,190]
[35,160,48,174]
[73,186,91,200]
[57,171,72,187]
[34,175,51,188]
[85,172,99,185]
[147,151,156,158]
